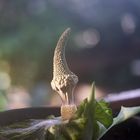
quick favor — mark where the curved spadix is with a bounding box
[51,28,78,105]
[53,28,71,75]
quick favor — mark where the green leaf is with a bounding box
[97,106,140,140]
[75,98,88,118]
[82,83,99,140]
[95,100,113,128]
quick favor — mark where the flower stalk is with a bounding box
[51,28,78,120]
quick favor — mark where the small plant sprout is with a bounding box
[51,28,78,120]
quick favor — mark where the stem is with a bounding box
[61,104,77,120]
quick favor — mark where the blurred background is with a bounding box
[0,0,140,110]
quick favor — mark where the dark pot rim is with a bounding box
[0,107,60,126]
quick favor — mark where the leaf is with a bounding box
[75,98,88,118]
[95,100,113,128]
[113,106,140,125]
[82,83,99,140]
[97,106,140,140]
[83,83,113,139]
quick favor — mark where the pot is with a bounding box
[0,107,60,126]
[0,107,140,140]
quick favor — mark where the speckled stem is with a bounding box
[51,28,78,120]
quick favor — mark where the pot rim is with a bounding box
[0,107,60,126]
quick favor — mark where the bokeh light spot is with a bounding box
[0,72,11,90]
[74,29,100,48]
[121,13,136,34]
